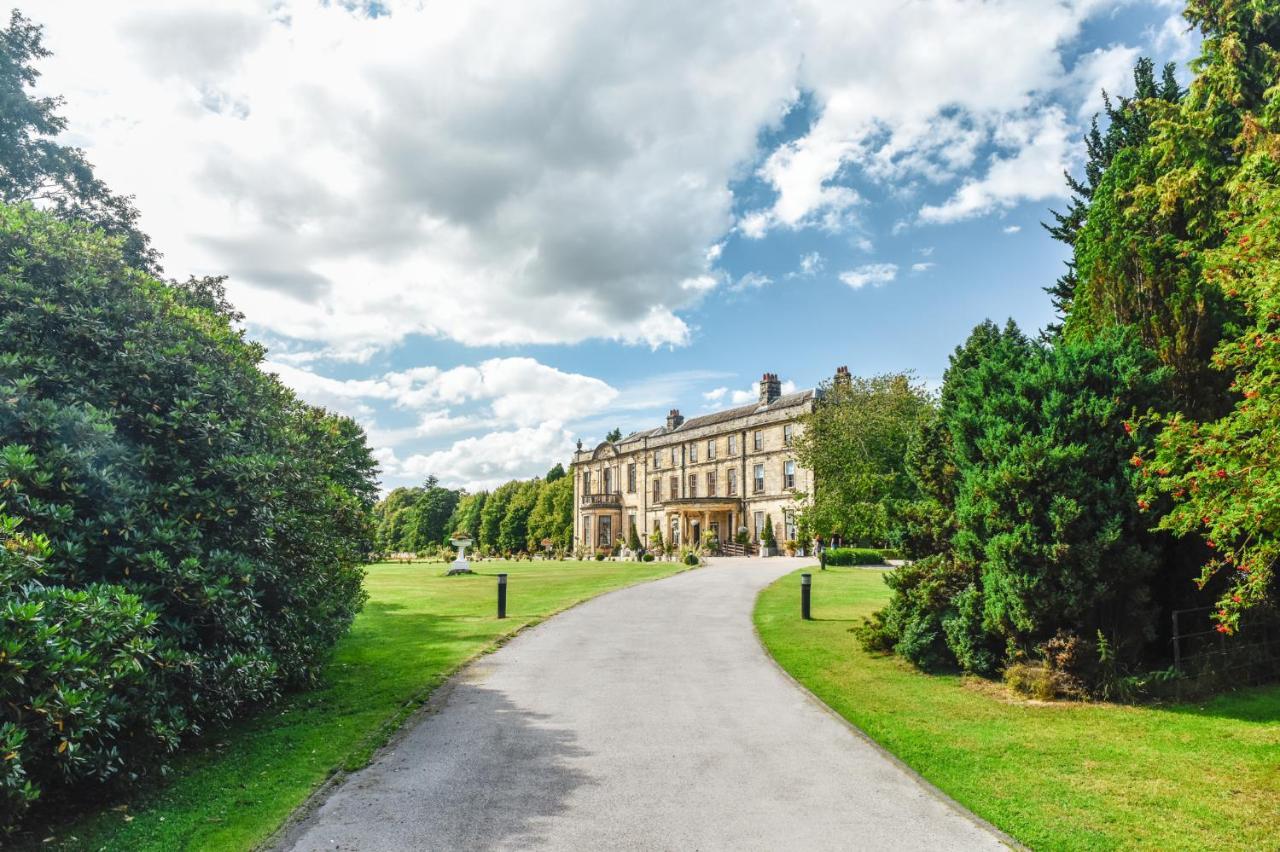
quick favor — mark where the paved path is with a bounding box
[279,558,1006,851]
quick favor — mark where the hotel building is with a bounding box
[569,370,846,553]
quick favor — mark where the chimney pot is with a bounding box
[759,372,782,405]
[666,409,684,430]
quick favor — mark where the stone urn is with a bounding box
[448,536,474,575]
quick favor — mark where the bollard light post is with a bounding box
[801,572,812,620]
[497,573,508,619]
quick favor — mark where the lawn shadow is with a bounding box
[277,684,593,850]
[1156,681,1280,723]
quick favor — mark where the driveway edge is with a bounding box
[262,561,698,852]
[750,572,1026,852]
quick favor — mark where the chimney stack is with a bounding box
[834,365,852,389]
[666,409,684,430]
[759,372,782,405]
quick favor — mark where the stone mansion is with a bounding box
[570,370,843,553]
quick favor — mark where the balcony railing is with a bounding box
[581,492,623,508]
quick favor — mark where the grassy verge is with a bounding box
[754,567,1280,851]
[35,559,685,851]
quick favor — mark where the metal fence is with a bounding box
[1171,605,1280,699]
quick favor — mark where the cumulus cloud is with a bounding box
[398,423,579,491]
[34,0,1152,359]
[1004,225,1023,234]
[267,357,617,428]
[38,0,802,356]
[917,107,1073,225]
[839,263,898,290]
[748,0,1118,239]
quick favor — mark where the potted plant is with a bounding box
[628,521,643,560]
[761,514,777,557]
[785,539,797,557]
[650,526,665,559]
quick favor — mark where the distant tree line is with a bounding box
[373,464,574,557]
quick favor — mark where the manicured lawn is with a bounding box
[754,567,1280,852]
[35,559,685,851]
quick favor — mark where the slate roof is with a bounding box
[620,389,815,443]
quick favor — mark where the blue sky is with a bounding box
[37,0,1199,490]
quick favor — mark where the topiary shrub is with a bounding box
[641,553,655,563]
[683,550,700,567]
[0,205,378,831]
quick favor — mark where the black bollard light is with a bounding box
[497,573,508,619]
[801,572,812,620]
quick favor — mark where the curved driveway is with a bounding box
[279,558,1006,851]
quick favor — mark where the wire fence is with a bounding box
[1170,605,1280,700]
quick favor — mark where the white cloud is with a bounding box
[262,356,618,488]
[703,386,729,402]
[1003,225,1023,234]
[728,378,798,405]
[1069,43,1142,119]
[798,251,824,275]
[917,107,1073,225]
[731,271,773,291]
[32,0,1145,359]
[36,0,803,356]
[748,0,1120,238]
[911,262,936,273]
[838,263,898,290]
[399,423,578,491]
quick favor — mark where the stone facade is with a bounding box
[570,371,824,554]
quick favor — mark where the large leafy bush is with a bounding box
[864,322,1174,681]
[0,204,377,830]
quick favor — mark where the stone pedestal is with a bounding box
[447,538,473,575]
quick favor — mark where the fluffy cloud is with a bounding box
[37,0,802,356]
[397,423,579,492]
[34,0,1158,360]
[748,0,1119,238]
[729,378,799,405]
[267,357,617,428]
[917,107,1073,225]
[839,263,898,290]
[911,262,936,273]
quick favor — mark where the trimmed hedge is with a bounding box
[824,547,887,566]
[0,205,378,832]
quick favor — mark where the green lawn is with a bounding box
[35,559,686,851]
[755,567,1280,852]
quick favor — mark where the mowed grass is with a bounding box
[37,559,686,852]
[754,567,1280,852]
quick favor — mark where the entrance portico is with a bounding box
[662,498,741,549]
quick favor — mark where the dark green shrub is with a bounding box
[595,552,606,561]
[683,551,700,566]
[641,553,655,563]
[0,205,377,831]
[878,548,903,561]
[824,547,885,566]
[855,556,968,671]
